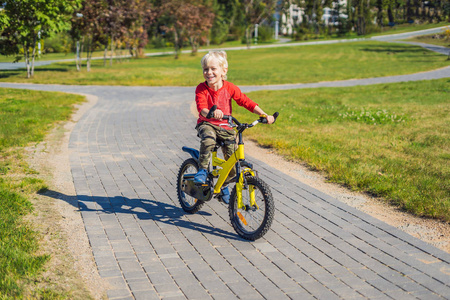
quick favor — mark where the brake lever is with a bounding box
[223,115,235,127]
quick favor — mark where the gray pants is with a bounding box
[197,122,236,184]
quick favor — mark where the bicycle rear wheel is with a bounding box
[229,176,275,240]
[177,158,204,213]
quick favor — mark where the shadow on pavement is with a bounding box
[42,189,242,241]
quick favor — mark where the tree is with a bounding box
[161,0,214,58]
[210,0,240,44]
[351,0,371,35]
[70,0,107,71]
[0,0,80,78]
[240,0,277,48]
[122,0,155,58]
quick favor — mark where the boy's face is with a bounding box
[203,59,227,88]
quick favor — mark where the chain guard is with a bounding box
[181,174,213,202]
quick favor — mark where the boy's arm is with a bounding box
[253,105,275,124]
[196,85,223,119]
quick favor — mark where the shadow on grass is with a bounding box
[42,189,242,241]
[32,65,71,72]
[0,71,23,79]
[359,44,430,53]
[0,67,70,79]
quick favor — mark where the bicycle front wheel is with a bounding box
[229,176,275,240]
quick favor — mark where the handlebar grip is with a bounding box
[273,112,279,123]
[205,105,217,119]
[259,112,279,124]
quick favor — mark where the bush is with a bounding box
[43,32,71,54]
[444,26,450,40]
[292,26,321,41]
[228,25,245,42]
[210,18,229,45]
[257,25,274,42]
[151,35,167,49]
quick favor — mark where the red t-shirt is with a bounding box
[195,81,258,130]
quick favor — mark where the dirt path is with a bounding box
[26,94,109,299]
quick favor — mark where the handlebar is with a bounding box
[205,105,217,119]
[205,105,279,128]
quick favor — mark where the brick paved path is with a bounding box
[1,70,449,299]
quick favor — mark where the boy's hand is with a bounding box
[213,109,224,120]
[266,115,275,124]
[260,114,275,124]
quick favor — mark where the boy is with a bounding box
[194,50,274,203]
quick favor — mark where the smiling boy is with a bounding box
[194,50,274,203]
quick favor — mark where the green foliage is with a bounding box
[210,16,230,45]
[233,79,450,221]
[210,0,239,45]
[0,0,81,78]
[256,25,274,42]
[0,0,80,53]
[43,32,72,54]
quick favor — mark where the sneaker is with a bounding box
[193,169,207,184]
[220,187,230,204]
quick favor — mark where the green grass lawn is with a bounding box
[406,35,450,48]
[1,41,449,86]
[233,78,450,221]
[0,89,84,299]
[368,22,450,37]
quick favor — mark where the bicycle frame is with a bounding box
[211,139,257,210]
[178,108,278,240]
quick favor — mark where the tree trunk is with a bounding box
[30,35,37,77]
[189,37,198,55]
[406,0,413,22]
[357,17,366,35]
[376,0,383,26]
[104,46,107,66]
[173,29,180,59]
[388,6,394,24]
[86,39,92,72]
[80,40,84,69]
[24,44,31,79]
[76,40,81,71]
[245,26,251,49]
[110,35,114,66]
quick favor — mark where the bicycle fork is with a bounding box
[236,167,259,210]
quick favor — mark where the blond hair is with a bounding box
[201,50,228,80]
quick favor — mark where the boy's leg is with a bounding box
[217,130,236,204]
[218,129,237,185]
[197,122,217,169]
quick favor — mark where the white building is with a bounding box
[281,0,348,35]
[281,4,304,35]
[322,0,348,26]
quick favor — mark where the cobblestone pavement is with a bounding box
[1,66,450,300]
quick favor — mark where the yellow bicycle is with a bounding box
[177,106,279,240]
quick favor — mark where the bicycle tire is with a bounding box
[229,176,275,240]
[177,158,205,213]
